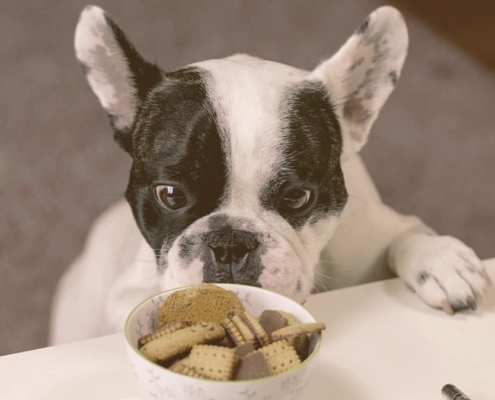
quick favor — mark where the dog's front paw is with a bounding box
[392,234,491,314]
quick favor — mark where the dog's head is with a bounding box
[75,6,408,302]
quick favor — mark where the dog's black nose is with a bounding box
[202,229,259,283]
[210,242,251,266]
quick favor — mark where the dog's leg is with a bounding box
[319,155,490,313]
[49,200,152,344]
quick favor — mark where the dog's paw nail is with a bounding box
[441,300,454,315]
[450,297,477,312]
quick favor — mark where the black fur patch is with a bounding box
[103,13,163,154]
[104,14,162,103]
[261,81,347,230]
[125,67,228,266]
[204,215,264,286]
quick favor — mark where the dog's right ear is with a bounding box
[75,6,162,155]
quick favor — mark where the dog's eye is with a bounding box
[283,189,311,209]
[155,185,187,210]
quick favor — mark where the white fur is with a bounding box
[311,6,408,157]
[194,55,308,207]
[75,6,136,131]
[388,233,489,313]
[49,6,491,345]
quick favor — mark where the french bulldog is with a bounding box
[50,5,491,344]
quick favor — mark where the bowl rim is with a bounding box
[124,283,323,384]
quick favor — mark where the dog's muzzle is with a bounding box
[201,229,263,286]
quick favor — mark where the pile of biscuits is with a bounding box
[138,284,325,381]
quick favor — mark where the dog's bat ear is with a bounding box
[310,6,408,156]
[74,6,162,155]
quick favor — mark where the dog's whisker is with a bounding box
[314,272,329,285]
[315,270,338,280]
[312,276,327,293]
[311,284,321,294]
[314,269,340,283]
[313,275,324,286]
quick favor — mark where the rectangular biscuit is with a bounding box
[139,322,225,363]
[231,315,257,346]
[241,311,270,347]
[138,321,190,348]
[222,318,247,346]
[271,322,326,340]
[170,362,207,379]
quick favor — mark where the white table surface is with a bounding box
[1,259,494,400]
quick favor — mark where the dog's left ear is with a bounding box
[75,6,162,155]
[310,6,408,156]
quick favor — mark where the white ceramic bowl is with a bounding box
[125,284,322,400]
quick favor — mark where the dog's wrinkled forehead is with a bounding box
[195,55,332,206]
[134,55,342,210]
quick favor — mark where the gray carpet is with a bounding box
[1,0,494,356]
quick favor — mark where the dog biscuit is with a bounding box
[188,344,236,381]
[241,310,270,347]
[170,355,191,368]
[139,322,225,363]
[271,311,312,359]
[170,362,207,379]
[235,351,272,380]
[158,284,245,327]
[234,342,256,363]
[138,321,190,348]
[222,318,247,346]
[258,340,301,374]
[271,322,326,340]
[232,315,257,346]
[258,310,286,337]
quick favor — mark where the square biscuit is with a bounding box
[188,344,236,381]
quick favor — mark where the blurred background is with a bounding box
[1,0,494,356]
